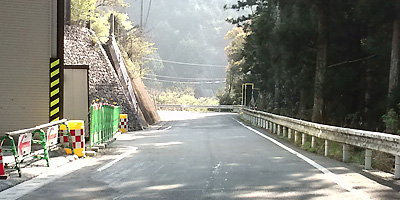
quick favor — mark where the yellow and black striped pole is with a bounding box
[50,58,61,122]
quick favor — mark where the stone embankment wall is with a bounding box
[64,25,142,130]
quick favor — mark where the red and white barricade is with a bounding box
[119,114,128,133]
[60,120,85,157]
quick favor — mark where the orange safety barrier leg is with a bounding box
[0,146,9,179]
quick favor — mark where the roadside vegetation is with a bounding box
[228,0,400,174]
[70,0,155,77]
[154,88,218,106]
[222,0,400,134]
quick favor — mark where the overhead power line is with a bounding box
[142,77,226,84]
[144,74,226,81]
[144,0,152,29]
[144,57,227,68]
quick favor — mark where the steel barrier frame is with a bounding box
[89,103,120,148]
[0,119,73,177]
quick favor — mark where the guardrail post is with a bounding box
[288,128,292,139]
[325,140,330,157]
[395,155,400,179]
[270,122,273,132]
[343,144,350,162]
[283,127,287,137]
[365,149,372,170]
[311,136,316,148]
[274,123,277,134]
[294,131,299,143]
[277,125,281,136]
[302,133,306,146]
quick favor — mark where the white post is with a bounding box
[395,155,400,179]
[343,144,349,162]
[325,140,330,157]
[283,127,287,137]
[311,136,316,148]
[302,133,306,146]
[288,129,292,139]
[294,131,299,143]
[365,149,372,170]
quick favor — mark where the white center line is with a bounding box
[233,118,372,200]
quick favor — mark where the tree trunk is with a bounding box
[228,70,233,95]
[364,65,372,129]
[273,72,281,114]
[297,88,308,120]
[388,1,400,109]
[311,1,329,123]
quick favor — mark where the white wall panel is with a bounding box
[0,0,51,134]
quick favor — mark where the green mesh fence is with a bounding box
[90,103,121,148]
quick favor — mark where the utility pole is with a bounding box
[140,0,144,30]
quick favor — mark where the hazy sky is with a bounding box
[123,0,249,97]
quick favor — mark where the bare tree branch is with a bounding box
[327,55,377,68]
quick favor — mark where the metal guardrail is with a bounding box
[241,108,400,179]
[157,104,243,112]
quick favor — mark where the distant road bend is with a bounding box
[12,111,400,199]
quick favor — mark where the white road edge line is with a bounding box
[233,118,372,200]
[97,147,138,172]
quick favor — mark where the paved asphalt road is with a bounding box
[16,111,400,199]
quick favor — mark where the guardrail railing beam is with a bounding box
[241,108,400,179]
